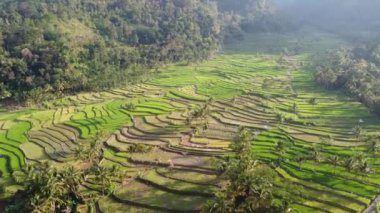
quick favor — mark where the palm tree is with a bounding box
[45,171,66,210]
[88,142,102,165]
[352,125,366,140]
[207,97,214,105]
[320,135,334,146]
[232,97,237,105]
[86,133,105,165]
[310,145,322,163]
[291,103,299,114]
[207,129,299,212]
[25,167,66,212]
[193,127,201,136]
[231,128,253,153]
[185,113,193,125]
[343,157,357,171]
[204,192,233,213]
[126,102,136,111]
[309,97,318,105]
[8,163,91,212]
[29,194,45,213]
[74,144,86,160]
[0,182,5,194]
[368,140,379,153]
[275,141,286,155]
[109,165,126,182]
[62,166,84,201]
[194,103,211,120]
[353,151,366,165]
[92,166,113,196]
[295,155,306,170]
[359,160,371,174]
[327,155,340,172]
[203,122,209,131]
[276,113,285,124]
[367,135,380,153]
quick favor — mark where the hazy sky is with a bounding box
[272,0,380,32]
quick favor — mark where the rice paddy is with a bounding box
[0,31,379,212]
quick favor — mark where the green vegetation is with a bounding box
[1,30,380,212]
[0,0,284,105]
[0,0,220,103]
[0,1,380,211]
[205,128,301,212]
[6,163,125,212]
[312,45,380,114]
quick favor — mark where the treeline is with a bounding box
[313,44,380,114]
[0,0,285,104]
[218,0,294,42]
[0,0,221,103]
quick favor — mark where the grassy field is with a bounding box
[1,29,380,212]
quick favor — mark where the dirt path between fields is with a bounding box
[363,195,380,213]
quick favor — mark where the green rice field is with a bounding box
[1,30,379,212]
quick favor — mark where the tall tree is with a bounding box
[205,128,301,212]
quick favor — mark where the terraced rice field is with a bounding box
[1,32,380,212]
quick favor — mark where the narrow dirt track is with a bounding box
[363,196,380,213]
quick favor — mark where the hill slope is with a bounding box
[0,0,220,102]
[1,31,380,212]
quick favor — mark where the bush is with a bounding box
[127,144,153,153]
[0,183,5,194]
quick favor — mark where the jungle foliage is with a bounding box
[313,44,380,114]
[0,0,281,104]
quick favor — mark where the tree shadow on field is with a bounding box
[222,28,347,56]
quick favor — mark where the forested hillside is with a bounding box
[313,44,380,114]
[0,0,287,105]
[2,1,380,212]
[0,0,222,103]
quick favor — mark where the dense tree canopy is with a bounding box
[0,0,284,104]
[204,128,301,212]
[0,0,221,103]
[313,44,380,114]
[217,0,293,38]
